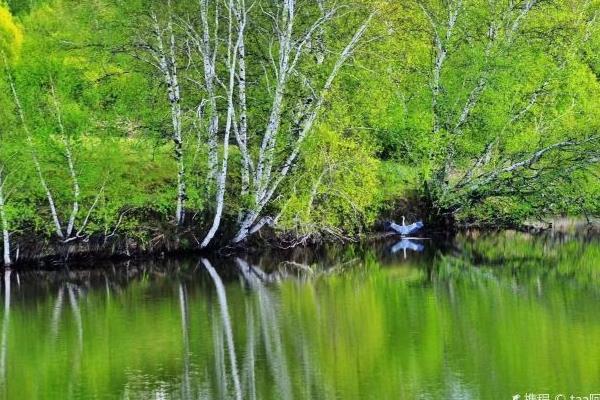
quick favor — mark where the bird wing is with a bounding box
[389,222,408,235]
[405,221,424,234]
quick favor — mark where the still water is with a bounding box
[1,231,599,399]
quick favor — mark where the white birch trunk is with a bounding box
[31,141,64,239]
[168,20,186,226]
[235,2,251,198]
[199,0,220,187]
[63,136,79,237]
[200,0,244,248]
[151,9,186,225]
[254,0,296,200]
[452,0,537,136]
[425,0,537,192]
[50,81,80,238]
[419,0,461,135]
[232,15,373,243]
[0,171,11,267]
[2,52,64,239]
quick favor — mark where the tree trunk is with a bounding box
[2,52,64,239]
[200,0,243,248]
[0,173,11,267]
[199,0,220,188]
[232,14,373,243]
[151,10,187,225]
[168,17,186,225]
[50,81,80,238]
[236,8,251,198]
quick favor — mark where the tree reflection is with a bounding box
[0,232,597,399]
[0,269,11,396]
[202,258,242,400]
[178,282,191,399]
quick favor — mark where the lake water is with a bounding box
[1,231,599,399]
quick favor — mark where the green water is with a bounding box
[1,231,600,399]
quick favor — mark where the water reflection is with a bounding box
[178,282,191,399]
[202,259,242,400]
[0,232,599,399]
[0,270,10,396]
[390,238,425,258]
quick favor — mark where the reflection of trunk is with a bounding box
[67,284,83,397]
[235,258,292,400]
[300,341,314,399]
[67,285,83,350]
[256,282,293,400]
[0,270,11,394]
[178,283,191,399]
[50,287,64,340]
[242,300,257,400]
[212,311,228,399]
[201,259,242,400]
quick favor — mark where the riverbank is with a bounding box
[3,215,599,269]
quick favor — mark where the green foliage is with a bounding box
[276,123,381,236]
[0,0,598,255]
[0,2,22,60]
[336,0,600,223]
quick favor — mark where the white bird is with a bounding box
[386,216,424,236]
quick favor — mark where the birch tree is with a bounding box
[0,167,11,266]
[445,135,600,212]
[49,80,80,239]
[179,0,375,246]
[2,51,64,239]
[198,0,245,248]
[409,0,600,218]
[3,53,104,242]
[138,2,187,225]
[49,83,107,243]
[417,0,542,194]
[231,1,375,243]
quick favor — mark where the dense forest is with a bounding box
[0,0,598,264]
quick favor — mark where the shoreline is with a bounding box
[3,217,599,270]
